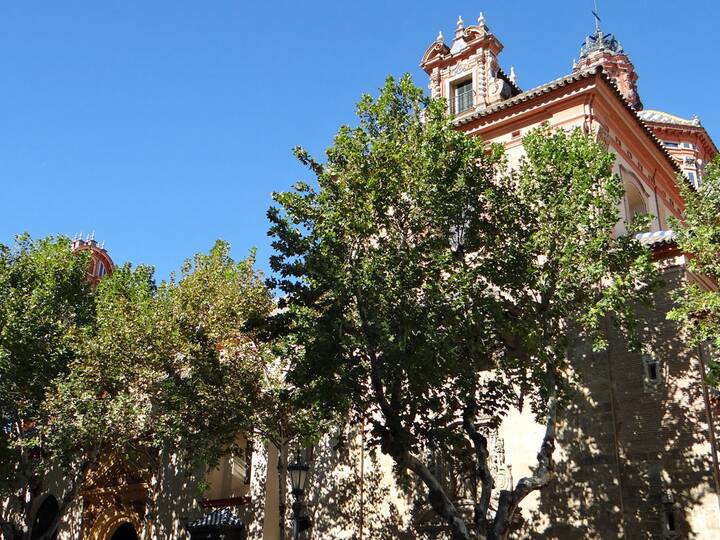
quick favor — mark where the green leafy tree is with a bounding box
[3,239,275,539]
[267,76,657,539]
[668,156,720,384]
[0,234,95,538]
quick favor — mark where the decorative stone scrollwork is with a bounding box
[486,56,511,105]
[486,427,514,500]
[429,68,442,99]
[452,60,469,76]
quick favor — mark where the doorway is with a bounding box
[110,522,139,540]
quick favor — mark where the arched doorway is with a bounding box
[31,495,59,540]
[109,522,139,540]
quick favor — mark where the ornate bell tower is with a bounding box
[420,13,518,116]
[71,232,114,286]
[573,11,642,109]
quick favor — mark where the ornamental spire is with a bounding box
[578,4,623,60]
[593,0,602,37]
[574,4,641,109]
[477,11,490,34]
[455,15,465,40]
[450,15,468,54]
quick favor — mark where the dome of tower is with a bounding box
[573,11,642,110]
[580,30,624,59]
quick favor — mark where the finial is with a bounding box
[692,114,701,126]
[453,15,466,45]
[436,31,444,43]
[572,58,577,69]
[476,11,489,34]
[509,66,518,85]
[593,0,602,36]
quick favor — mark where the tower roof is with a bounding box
[580,30,624,59]
[573,8,641,109]
[637,110,702,127]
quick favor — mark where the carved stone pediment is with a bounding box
[82,459,149,494]
[463,25,488,43]
[421,41,450,67]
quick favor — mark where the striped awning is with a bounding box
[188,508,244,530]
[635,230,675,247]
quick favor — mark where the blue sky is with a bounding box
[2,1,717,281]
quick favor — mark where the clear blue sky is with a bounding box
[2,1,717,281]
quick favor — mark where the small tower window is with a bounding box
[96,261,106,278]
[665,503,676,534]
[643,354,661,386]
[662,490,678,537]
[451,79,474,115]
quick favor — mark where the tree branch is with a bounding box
[405,453,473,540]
[462,396,494,534]
[361,307,472,540]
[492,369,557,539]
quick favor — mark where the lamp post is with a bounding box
[287,451,309,540]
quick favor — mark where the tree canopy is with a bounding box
[0,235,94,495]
[669,156,720,385]
[1,237,276,538]
[44,240,273,469]
[267,75,657,539]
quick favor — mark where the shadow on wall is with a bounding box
[244,445,269,539]
[152,449,205,540]
[518,268,718,539]
[304,425,413,540]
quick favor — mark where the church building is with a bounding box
[4,10,719,540]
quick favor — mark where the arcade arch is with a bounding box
[109,522,139,540]
[30,495,59,540]
[85,508,142,540]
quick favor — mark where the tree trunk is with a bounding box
[462,397,494,535]
[405,454,474,540]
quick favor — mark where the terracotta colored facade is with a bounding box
[71,234,114,286]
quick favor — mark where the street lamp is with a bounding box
[287,450,310,540]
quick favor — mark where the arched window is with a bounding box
[31,495,59,540]
[620,166,652,230]
[625,181,647,220]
